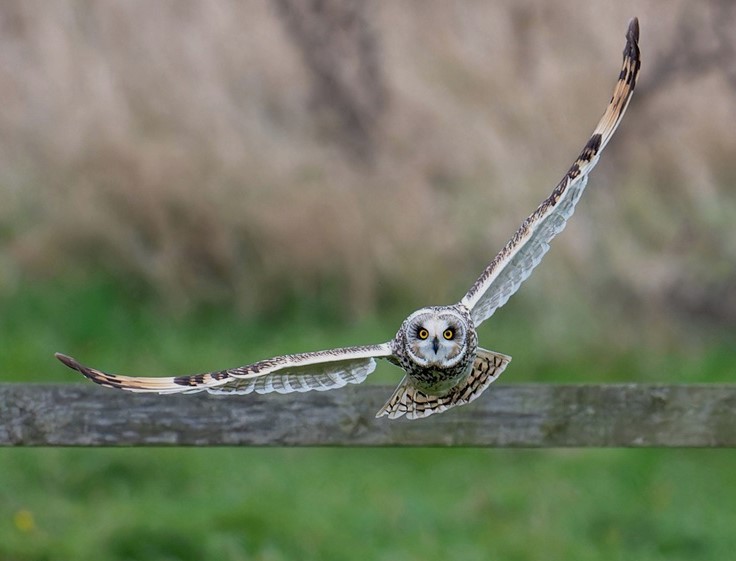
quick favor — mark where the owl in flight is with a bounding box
[57,19,640,420]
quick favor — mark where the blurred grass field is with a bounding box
[1,1,735,559]
[1,280,735,561]
[3,447,736,561]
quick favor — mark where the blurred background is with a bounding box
[1,1,735,560]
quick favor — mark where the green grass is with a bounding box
[1,279,735,561]
[2,448,736,561]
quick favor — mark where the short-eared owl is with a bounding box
[56,19,640,420]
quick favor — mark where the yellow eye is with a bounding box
[443,328,455,340]
[418,328,429,340]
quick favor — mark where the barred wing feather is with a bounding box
[461,18,640,327]
[55,343,393,396]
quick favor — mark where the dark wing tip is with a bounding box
[623,17,641,91]
[627,18,640,44]
[55,352,81,371]
[55,352,127,388]
[626,18,640,59]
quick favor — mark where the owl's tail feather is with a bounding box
[375,348,511,420]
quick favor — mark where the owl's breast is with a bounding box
[407,358,474,395]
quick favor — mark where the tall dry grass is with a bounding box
[1,1,734,331]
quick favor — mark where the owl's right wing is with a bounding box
[460,18,640,327]
[55,342,394,395]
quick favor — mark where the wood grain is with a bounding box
[2,384,736,447]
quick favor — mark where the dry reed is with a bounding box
[1,1,734,330]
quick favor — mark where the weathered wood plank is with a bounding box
[1,384,735,447]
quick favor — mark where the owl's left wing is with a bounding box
[461,18,640,327]
[55,343,394,395]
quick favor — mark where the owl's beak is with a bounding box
[432,337,440,354]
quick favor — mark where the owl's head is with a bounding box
[402,306,471,368]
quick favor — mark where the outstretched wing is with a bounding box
[461,18,641,327]
[56,343,394,395]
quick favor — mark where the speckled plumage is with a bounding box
[56,19,640,420]
[391,305,477,392]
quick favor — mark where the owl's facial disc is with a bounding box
[407,312,466,368]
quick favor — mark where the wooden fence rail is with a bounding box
[2,384,735,447]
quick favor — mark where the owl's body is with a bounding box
[376,303,512,418]
[55,20,641,420]
[391,305,477,393]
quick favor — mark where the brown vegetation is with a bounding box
[1,1,734,329]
